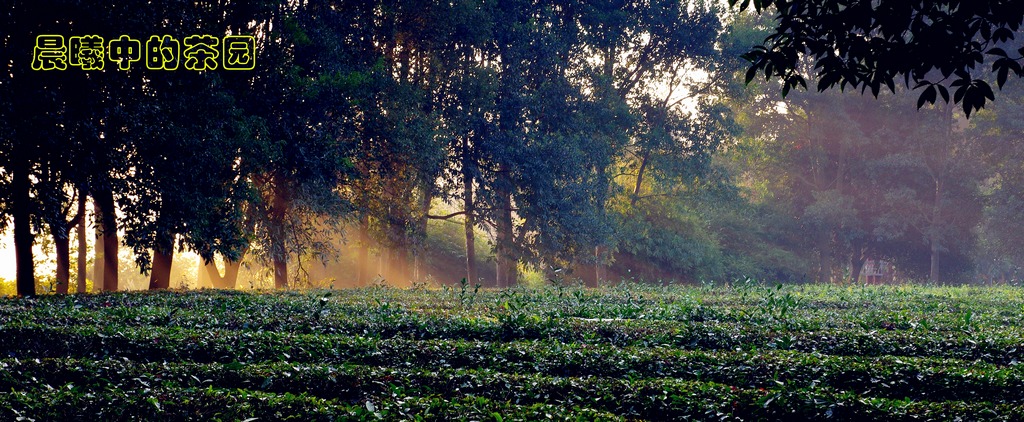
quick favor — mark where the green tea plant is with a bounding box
[2,284,1024,420]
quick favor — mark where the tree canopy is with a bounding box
[4,1,1024,294]
[1,0,740,294]
[730,0,1024,117]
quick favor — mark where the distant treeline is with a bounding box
[2,2,1022,296]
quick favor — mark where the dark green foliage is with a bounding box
[2,285,1023,420]
[0,0,288,293]
[729,0,1024,117]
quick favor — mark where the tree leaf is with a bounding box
[917,85,936,109]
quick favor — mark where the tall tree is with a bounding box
[0,0,108,295]
[577,0,731,285]
[233,0,364,289]
[731,63,986,284]
[970,79,1024,282]
[121,75,252,290]
[869,101,985,283]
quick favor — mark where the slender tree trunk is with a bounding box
[495,255,508,288]
[387,245,408,285]
[95,189,119,291]
[412,252,420,283]
[610,151,649,284]
[13,154,35,296]
[462,136,478,284]
[817,232,832,284]
[495,188,516,288]
[76,205,88,293]
[804,106,833,284]
[579,246,609,288]
[927,101,956,284]
[630,152,650,208]
[463,216,477,283]
[929,178,944,284]
[577,247,607,288]
[357,214,371,285]
[463,189,477,285]
[383,189,411,286]
[929,243,940,284]
[93,201,104,292]
[414,181,433,283]
[269,181,289,289]
[849,252,866,285]
[52,190,86,294]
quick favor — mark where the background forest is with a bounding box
[3,1,1024,296]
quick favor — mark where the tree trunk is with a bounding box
[382,184,412,286]
[929,178,944,284]
[203,256,243,290]
[495,256,509,288]
[13,154,35,297]
[148,248,173,290]
[273,253,288,289]
[849,251,867,285]
[462,137,478,285]
[577,246,607,288]
[495,188,517,288]
[357,214,371,285]
[928,101,956,284]
[412,252,420,283]
[817,232,832,284]
[197,256,211,288]
[148,224,174,289]
[94,190,119,291]
[463,216,477,284]
[51,189,87,294]
[102,223,119,291]
[630,152,650,208]
[93,202,104,292]
[219,259,243,289]
[269,180,290,290]
[415,182,432,283]
[577,245,606,288]
[386,245,408,285]
[76,205,88,293]
[54,235,70,294]
[463,188,477,285]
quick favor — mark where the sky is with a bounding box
[0,219,84,282]
[0,232,15,280]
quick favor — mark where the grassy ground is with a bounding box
[2,281,1023,421]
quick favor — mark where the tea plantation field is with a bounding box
[2,282,1024,421]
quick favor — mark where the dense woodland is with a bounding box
[3,1,1024,296]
